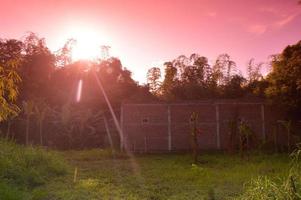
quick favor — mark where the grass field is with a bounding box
[45,150,291,200]
[1,139,297,200]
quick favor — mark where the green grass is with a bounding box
[45,150,292,200]
[0,140,297,200]
[0,139,68,200]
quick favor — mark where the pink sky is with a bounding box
[1,0,300,83]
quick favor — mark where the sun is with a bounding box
[65,27,109,61]
[71,31,102,61]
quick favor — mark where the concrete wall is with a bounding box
[121,100,278,152]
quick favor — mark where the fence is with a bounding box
[120,100,283,152]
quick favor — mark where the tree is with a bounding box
[265,40,301,118]
[223,74,246,98]
[212,54,237,85]
[182,54,211,85]
[55,38,76,67]
[246,58,263,83]
[0,39,22,121]
[19,33,55,101]
[161,62,177,100]
[146,67,161,95]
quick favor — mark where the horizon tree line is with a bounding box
[0,32,301,149]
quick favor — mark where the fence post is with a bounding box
[167,105,172,152]
[261,104,266,142]
[215,104,221,150]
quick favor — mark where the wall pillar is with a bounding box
[215,104,221,150]
[167,105,172,152]
[261,104,266,142]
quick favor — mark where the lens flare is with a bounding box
[76,79,83,102]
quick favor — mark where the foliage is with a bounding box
[0,39,22,121]
[146,67,161,95]
[19,33,55,101]
[265,40,301,118]
[0,33,149,148]
[212,53,237,85]
[246,58,263,83]
[42,150,290,200]
[238,145,301,200]
[0,139,68,199]
[238,119,254,158]
[158,53,248,100]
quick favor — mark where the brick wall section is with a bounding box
[121,100,281,152]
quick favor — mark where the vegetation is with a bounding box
[0,38,22,121]
[0,31,301,199]
[0,139,68,200]
[37,150,291,200]
[1,33,301,149]
[265,41,301,118]
[0,140,299,200]
[238,145,301,199]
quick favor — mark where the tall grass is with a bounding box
[238,145,301,199]
[0,138,68,200]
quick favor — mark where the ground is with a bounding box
[43,150,290,200]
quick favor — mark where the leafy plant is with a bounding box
[0,39,22,121]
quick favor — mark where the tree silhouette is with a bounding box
[147,67,161,95]
[161,62,177,100]
[265,40,301,118]
[212,54,237,85]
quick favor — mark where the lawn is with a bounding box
[0,139,294,200]
[44,150,291,200]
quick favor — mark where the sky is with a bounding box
[0,0,301,83]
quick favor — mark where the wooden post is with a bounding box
[261,104,266,142]
[215,104,221,150]
[167,105,172,152]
